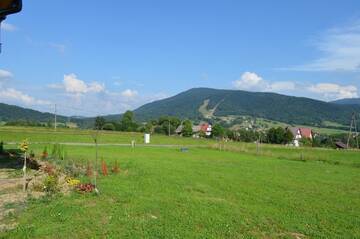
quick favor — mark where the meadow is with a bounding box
[0,126,359,238]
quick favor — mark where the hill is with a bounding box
[332,98,360,106]
[0,103,63,123]
[134,88,360,127]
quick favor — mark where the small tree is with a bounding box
[212,124,225,139]
[101,159,108,176]
[95,116,106,130]
[182,120,193,137]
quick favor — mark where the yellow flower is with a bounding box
[19,139,29,152]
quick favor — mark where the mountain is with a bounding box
[0,103,64,122]
[134,88,360,127]
[332,98,360,106]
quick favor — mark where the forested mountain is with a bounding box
[1,88,359,129]
[0,103,65,123]
[134,88,360,126]
[332,98,360,106]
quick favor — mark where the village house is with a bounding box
[175,123,212,137]
[287,127,313,147]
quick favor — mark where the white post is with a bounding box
[23,151,27,192]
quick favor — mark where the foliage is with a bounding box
[111,160,120,174]
[300,138,313,147]
[77,183,95,193]
[43,175,59,194]
[0,141,3,154]
[212,124,225,138]
[43,163,56,176]
[94,116,106,130]
[66,178,80,186]
[181,120,193,137]
[101,160,108,176]
[86,161,93,177]
[119,111,139,132]
[41,146,48,159]
[51,144,67,160]
[102,122,115,131]
[267,127,293,144]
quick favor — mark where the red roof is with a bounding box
[299,128,312,138]
[200,123,210,132]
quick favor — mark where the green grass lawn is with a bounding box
[0,127,360,238]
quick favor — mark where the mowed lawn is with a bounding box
[2,145,360,238]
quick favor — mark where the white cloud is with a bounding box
[0,88,51,106]
[286,19,360,71]
[308,83,358,100]
[0,69,13,80]
[121,89,138,98]
[233,72,296,92]
[1,22,17,32]
[233,72,265,90]
[62,73,105,95]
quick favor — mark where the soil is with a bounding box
[0,152,71,232]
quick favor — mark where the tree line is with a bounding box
[94,111,358,149]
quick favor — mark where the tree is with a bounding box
[284,128,294,144]
[94,116,106,130]
[212,124,225,138]
[102,122,115,131]
[120,111,138,132]
[182,120,193,137]
[267,127,287,144]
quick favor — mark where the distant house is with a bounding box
[288,127,313,147]
[175,123,212,137]
[335,141,347,149]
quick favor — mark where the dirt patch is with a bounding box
[0,152,71,232]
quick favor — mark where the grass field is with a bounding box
[0,126,360,238]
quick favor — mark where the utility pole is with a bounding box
[54,104,57,131]
[168,120,171,136]
[347,112,359,149]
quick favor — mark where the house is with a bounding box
[175,123,212,137]
[335,141,347,149]
[287,127,313,147]
[200,123,212,136]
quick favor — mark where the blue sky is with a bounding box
[1,0,360,116]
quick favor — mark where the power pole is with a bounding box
[347,112,359,149]
[54,104,57,131]
[168,120,171,136]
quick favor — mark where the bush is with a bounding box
[102,123,115,131]
[43,175,59,194]
[0,141,3,154]
[51,144,67,160]
[41,146,48,159]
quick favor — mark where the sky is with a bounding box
[1,0,360,116]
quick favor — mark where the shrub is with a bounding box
[77,183,95,193]
[43,175,58,194]
[41,146,48,159]
[66,178,80,187]
[0,141,3,154]
[112,161,120,174]
[86,161,93,177]
[64,162,84,177]
[29,150,35,159]
[51,144,67,160]
[101,160,108,176]
[43,163,56,176]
